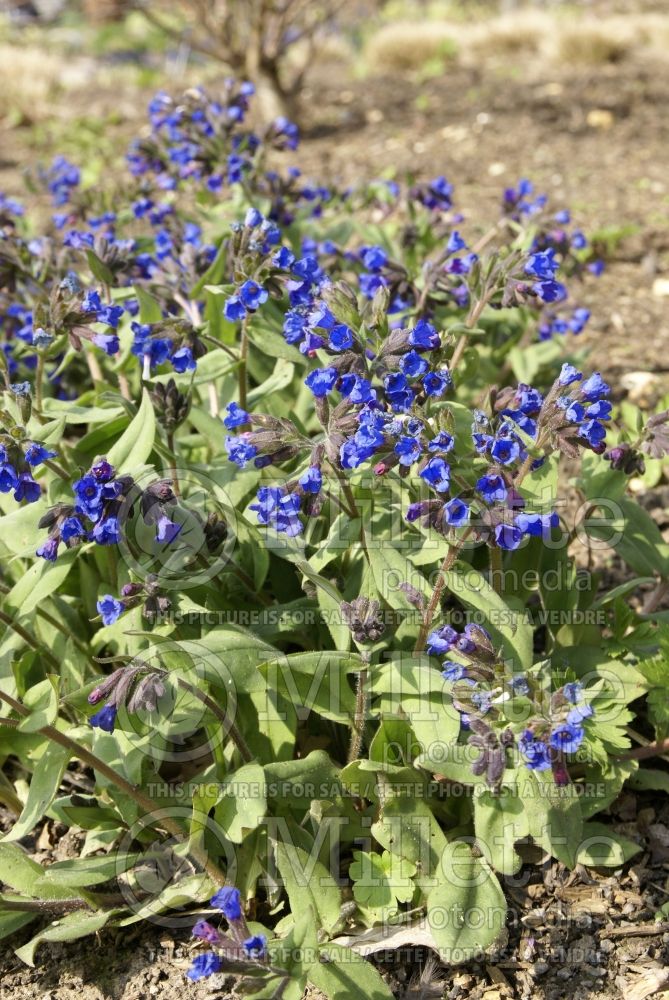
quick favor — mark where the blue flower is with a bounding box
[360,245,387,270]
[340,375,375,404]
[36,538,59,561]
[441,661,467,681]
[210,886,242,920]
[567,703,594,724]
[585,400,611,420]
[74,475,104,518]
[251,487,302,535]
[243,934,267,959]
[443,498,469,526]
[89,703,118,733]
[225,436,258,467]
[533,279,567,303]
[245,207,263,228]
[509,675,530,696]
[420,457,450,492]
[186,952,222,982]
[426,625,458,656]
[223,402,249,429]
[61,516,86,542]
[490,436,520,465]
[91,516,122,545]
[476,474,507,503]
[384,372,414,412]
[495,522,523,550]
[559,363,582,387]
[24,444,56,467]
[14,474,40,503]
[519,731,552,771]
[423,371,451,397]
[408,319,440,351]
[580,372,609,401]
[447,230,467,254]
[97,595,124,626]
[192,920,221,944]
[97,304,124,328]
[239,280,268,311]
[156,515,182,544]
[400,351,429,378]
[549,722,584,754]
[395,436,423,467]
[524,249,558,280]
[224,295,246,321]
[428,431,454,453]
[563,681,583,703]
[0,463,18,493]
[299,466,322,493]
[578,420,607,447]
[515,511,558,537]
[171,347,196,373]
[93,333,120,355]
[305,367,338,398]
[328,324,355,351]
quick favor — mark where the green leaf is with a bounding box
[133,285,163,324]
[258,652,362,725]
[426,842,506,962]
[85,250,114,287]
[308,944,394,1000]
[365,524,430,611]
[106,388,156,473]
[586,498,669,577]
[349,849,416,916]
[214,762,266,844]
[371,796,449,883]
[4,548,78,618]
[3,742,71,843]
[444,562,533,670]
[269,908,319,996]
[0,910,36,941]
[18,676,60,732]
[275,826,342,934]
[15,909,112,966]
[32,853,139,890]
[628,768,669,795]
[576,822,642,867]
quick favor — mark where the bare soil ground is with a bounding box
[0,38,668,1000]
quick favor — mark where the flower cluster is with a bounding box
[429,623,595,786]
[87,659,167,733]
[0,440,54,505]
[187,887,267,982]
[36,459,182,560]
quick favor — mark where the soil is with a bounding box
[1,25,669,1000]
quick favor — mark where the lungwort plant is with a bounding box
[0,83,668,996]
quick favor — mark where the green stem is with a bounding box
[176,678,253,764]
[0,695,228,887]
[35,355,45,413]
[166,430,180,498]
[0,583,96,665]
[413,529,471,656]
[347,656,370,764]
[489,545,503,596]
[0,609,61,672]
[238,314,250,411]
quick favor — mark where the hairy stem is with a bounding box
[0,695,228,887]
[347,657,370,764]
[176,678,253,764]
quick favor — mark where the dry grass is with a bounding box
[363,9,669,74]
[0,43,95,123]
[364,20,458,73]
